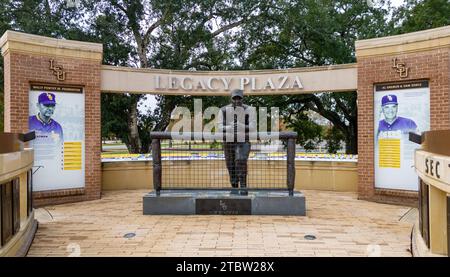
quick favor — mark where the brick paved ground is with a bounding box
[27,190,413,257]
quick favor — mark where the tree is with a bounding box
[0,0,132,132]
[2,0,449,154]
[85,0,450,153]
[235,0,393,153]
[94,0,275,152]
[0,0,392,153]
[0,0,83,132]
[394,0,450,33]
[0,1,10,131]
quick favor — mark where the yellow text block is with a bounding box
[64,141,82,170]
[378,139,400,168]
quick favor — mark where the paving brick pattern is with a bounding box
[28,190,413,257]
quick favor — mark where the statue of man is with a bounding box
[218,89,256,195]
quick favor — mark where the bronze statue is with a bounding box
[219,89,256,195]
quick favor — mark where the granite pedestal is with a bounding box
[143,190,306,215]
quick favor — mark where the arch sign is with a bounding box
[100,64,357,95]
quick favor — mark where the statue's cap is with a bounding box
[231,89,244,99]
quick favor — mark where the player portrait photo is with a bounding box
[28,87,85,192]
[29,92,64,143]
[374,81,430,191]
[377,94,417,137]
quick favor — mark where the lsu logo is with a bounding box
[392,58,409,78]
[49,59,66,81]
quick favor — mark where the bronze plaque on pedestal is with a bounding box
[196,198,251,215]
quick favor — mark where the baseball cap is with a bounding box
[38,92,56,105]
[381,94,397,106]
[231,89,244,99]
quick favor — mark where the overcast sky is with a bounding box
[391,0,406,7]
[138,0,407,114]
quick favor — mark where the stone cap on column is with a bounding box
[0,30,103,60]
[355,25,450,57]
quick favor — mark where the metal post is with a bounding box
[151,138,162,196]
[287,137,296,196]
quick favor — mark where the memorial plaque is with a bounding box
[419,180,430,248]
[196,198,251,215]
[12,178,20,234]
[374,80,430,191]
[27,169,33,217]
[1,182,13,246]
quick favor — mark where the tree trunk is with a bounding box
[345,124,357,154]
[137,46,148,68]
[140,140,151,154]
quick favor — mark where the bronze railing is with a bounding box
[150,132,297,196]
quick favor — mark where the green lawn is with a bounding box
[102,150,130,155]
[102,143,126,147]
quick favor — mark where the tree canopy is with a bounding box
[1,0,449,153]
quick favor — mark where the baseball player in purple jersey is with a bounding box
[29,92,63,142]
[377,94,417,135]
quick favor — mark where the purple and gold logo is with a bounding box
[392,58,409,78]
[49,59,66,81]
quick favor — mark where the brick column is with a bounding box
[1,31,103,206]
[355,26,450,205]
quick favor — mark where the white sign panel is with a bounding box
[374,81,430,191]
[28,85,85,191]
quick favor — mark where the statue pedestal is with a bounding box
[143,190,306,215]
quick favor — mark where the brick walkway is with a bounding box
[27,190,414,257]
